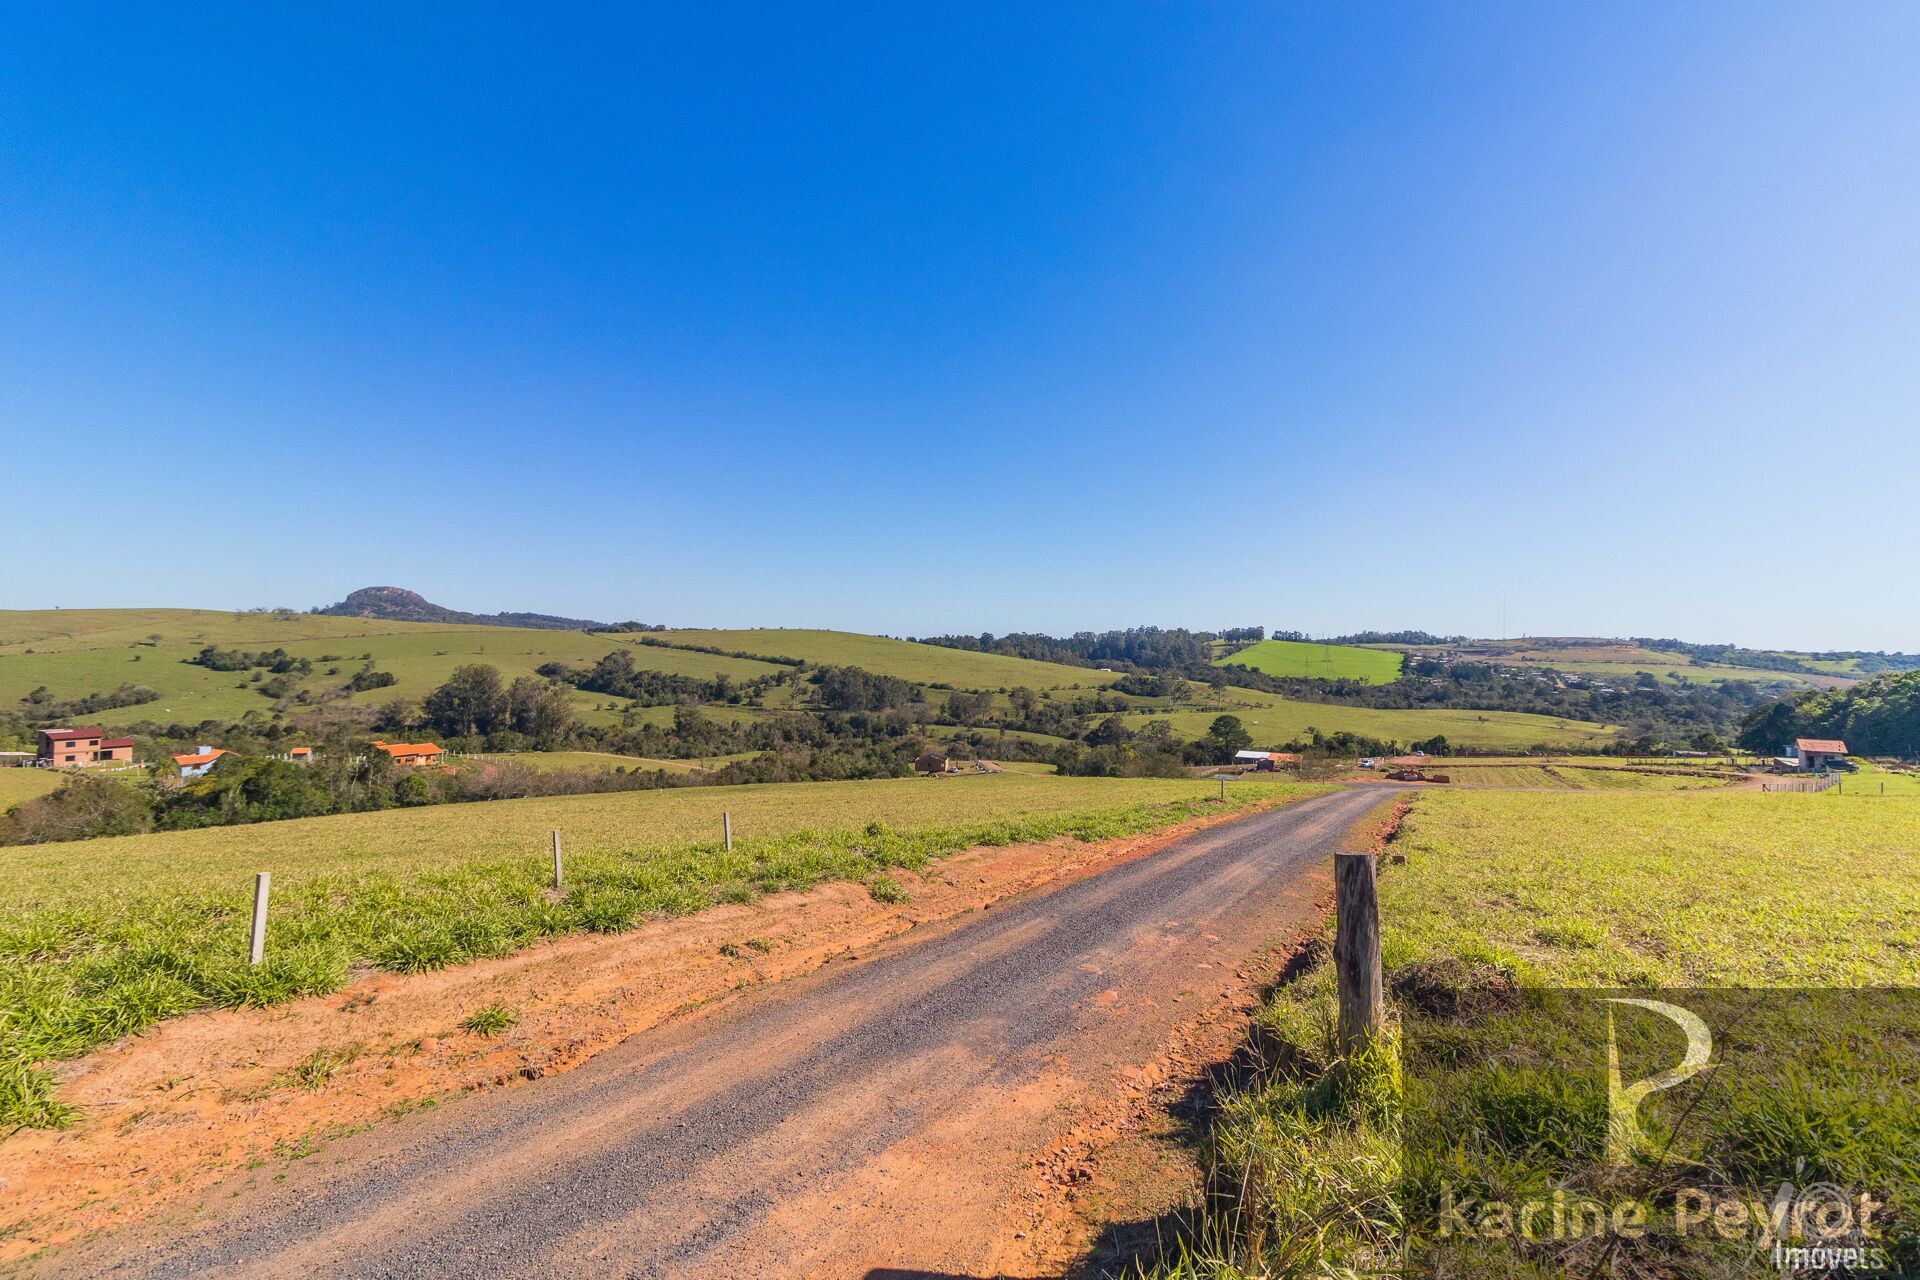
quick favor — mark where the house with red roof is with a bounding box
[35,728,135,767]
[1780,737,1850,772]
[373,741,446,767]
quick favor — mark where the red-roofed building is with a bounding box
[373,741,446,768]
[1784,738,1849,772]
[35,728,135,767]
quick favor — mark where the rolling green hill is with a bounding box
[1126,694,1616,750]
[0,611,787,728]
[1215,638,1403,683]
[0,612,1121,742]
[647,628,1119,690]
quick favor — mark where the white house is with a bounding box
[172,745,228,779]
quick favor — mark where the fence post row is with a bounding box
[1334,851,1384,1056]
[249,871,271,966]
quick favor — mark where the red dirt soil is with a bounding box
[0,796,1316,1263]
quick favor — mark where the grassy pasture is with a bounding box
[1383,639,1837,688]
[0,770,61,811]
[1215,639,1404,684]
[1384,790,1920,983]
[1832,759,1920,797]
[1126,695,1617,750]
[648,628,1118,690]
[464,751,708,775]
[0,773,1328,1126]
[1142,789,1920,1277]
[0,609,792,729]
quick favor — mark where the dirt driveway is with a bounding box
[29,785,1393,1280]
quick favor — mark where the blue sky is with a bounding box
[3,4,1915,649]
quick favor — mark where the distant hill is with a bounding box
[312,587,606,631]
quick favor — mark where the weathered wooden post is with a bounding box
[249,871,271,966]
[1334,852,1383,1056]
[551,830,563,888]
[723,811,733,852]
[1218,776,1226,802]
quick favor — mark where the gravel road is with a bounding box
[45,785,1391,1280]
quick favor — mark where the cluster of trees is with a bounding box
[809,665,922,712]
[1108,673,1194,700]
[0,751,689,846]
[1736,670,1920,757]
[915,627,1238,671]
[1638,638,1920,679]
[18,683,159,719]
[187,645,314,675]
[418,664,577,744]
[1325,630,1461,646]
[539,649,779,707]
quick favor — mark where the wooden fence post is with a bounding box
[551,830,563,889]
[723,811,733,852]
[249,871,271,966]
[1334,852,1383,1056]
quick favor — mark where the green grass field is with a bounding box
[648,628,1118,690]
[1141,789,1920,1277]
[1215,638,1404,684]
[1831,759,1920,796]
[0,772,1327,1127]
[0,769,62,811]
[1125,693,1617,750]
[465,750,712,775]
[0,609,792,729]
[0,611,1121,737]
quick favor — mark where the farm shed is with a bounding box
[914,751,951,775]
[36,728,135,767]
[1232,750,1300,772]
[1780,738,1849,772]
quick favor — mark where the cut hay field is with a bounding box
[0,772,1328,1126]
[648,629,1117,690]
[1215,638,1403,683]
[1125,694,1617,750]
[1435,763,1734,790]
[0,769,61,810]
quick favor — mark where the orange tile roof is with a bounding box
[375,742,445,757]
[1795,738,1849,755]
[171,748,228,766]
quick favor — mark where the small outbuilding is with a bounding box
[1232,750,1300,772]
[1782,738,1849,772]
[914,750,951,775]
